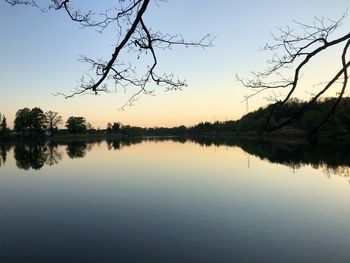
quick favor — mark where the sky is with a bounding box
[0,0,349,128]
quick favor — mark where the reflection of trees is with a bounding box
[106,138,142,151]
[13,143,63,170]
[105,137,187,151]
[66,142,88,159]
[45,143,63,166]
[119,138,142,148]
[106,139,121,150]
[0,143,12,167]
[189,136,350,177]
[14,143,46,170]
[322,166,350,178]
[4,137,350,178]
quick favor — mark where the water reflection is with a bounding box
[0,139,144,170]
[45,143,64,166]
[106,137,142,150]
[13,143,63,170]
[0,143,12,167]
[189,137,350,178]
[1,137,350,177]
[66,142,88,159]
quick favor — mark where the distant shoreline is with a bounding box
[0,133,122,142]
[1,130,349,145]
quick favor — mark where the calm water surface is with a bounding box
[0,138,350,262]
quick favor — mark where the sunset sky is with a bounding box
[1,0,349,128]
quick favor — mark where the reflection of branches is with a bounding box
[12,143,62,170]
[66,142,87,159]
[238,14,350,137]
[45,144,63,166]
[0,143,12,167]
[106,138,143,150]
[7,0,213,109]
[189,136,350,178]
[322,165,350,178]
[106,139,121,150]
[14,143,47,170]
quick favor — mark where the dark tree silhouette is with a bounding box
[14,108,31,136]
[30,107,47,133]
[66,116,87,134]
[14,107,47,136]
[0,113,9,136]
[107,122,121,134]
[5,0,213,109]
[238,14,350,137]
[45,111,63,132]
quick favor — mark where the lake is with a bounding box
[1,138,350,262]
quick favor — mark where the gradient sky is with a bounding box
[1,0,349,128]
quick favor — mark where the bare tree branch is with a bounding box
[6,0,213,109]
[238,13,350,136]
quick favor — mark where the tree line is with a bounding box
[0,107,90,137]
[1,98,350,139]
[13,108,89,136]
[231,97,350,135]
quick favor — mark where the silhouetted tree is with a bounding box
[0,113,9,136]
[106,122,112,133]
[30,107,47,133]
[111,122,120,133]
[86,122,93,130]
[45,111,63,132]
[1,117,8,134]
[238,14,350,137]
[14,108,31,136]
[14,107,46,136]
[107,122,121,133]
[120,125,145,137]
[226,97,350,134]
[5,0,213,108]
[66,116,87,134]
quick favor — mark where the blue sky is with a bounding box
[1,0,349,128]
